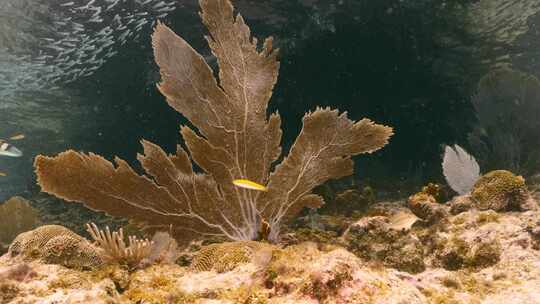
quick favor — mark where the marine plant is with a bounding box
[86,222,153,269]
[468,68,540,176]
[442,144,480,195]
[33,0,392,244]
[0,196,41,253]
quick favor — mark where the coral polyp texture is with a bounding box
[8,225,103,270]
[33,0,393,245]
[189,241,276,273]
[470,170,532,211]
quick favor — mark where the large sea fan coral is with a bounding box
[34,0,393,244]
[468,68,540,175]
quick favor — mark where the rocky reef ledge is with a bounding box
[2,187,540,303]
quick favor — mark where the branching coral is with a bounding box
[33,0,392,244]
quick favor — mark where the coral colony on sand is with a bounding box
[1,0,540,303]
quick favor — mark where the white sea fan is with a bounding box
[442,144,481,195]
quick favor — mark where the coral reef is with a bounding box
[8,225,103,270]
[2,193,540,303]
[407,187,449,224]
[449,195,474,215]
[434,233,502,270]
[0,196,41,254]
[470,170,536,211]
[342,214,426,273]
[189,241,276,273]
[41,234,103,270]
[33,0,392,246]
[316,183,377,216]
[4,0,540,303]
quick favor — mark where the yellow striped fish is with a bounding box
[233,179,268,192]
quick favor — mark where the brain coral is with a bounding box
[189,241,276,273]
[41,234,103,270]
[471,170,530,211]
[8,225,103,269]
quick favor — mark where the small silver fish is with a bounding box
[0,141,23,157]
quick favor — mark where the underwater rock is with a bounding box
[407,192,449,224]
[292,213,354,234]
[364,200,411,217]
[421,183,444,203]
[318,186,376,216]
[342,216,426,273]
[124,264,191,303]
[470,170,535,211]
[416,208,540,303]
[264,243,425,303]
[527,220,540,250]
[281,228,340,248]
[0,263,36,281]
[8,225,103,269]
[2,206,540,303]
[0,259,119,303]
[449,194,474,215]
[435,234,502,270]
[431,208,540,271]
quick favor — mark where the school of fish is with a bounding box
[0,0,177,99]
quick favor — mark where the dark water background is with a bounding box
[2,0,540,203]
